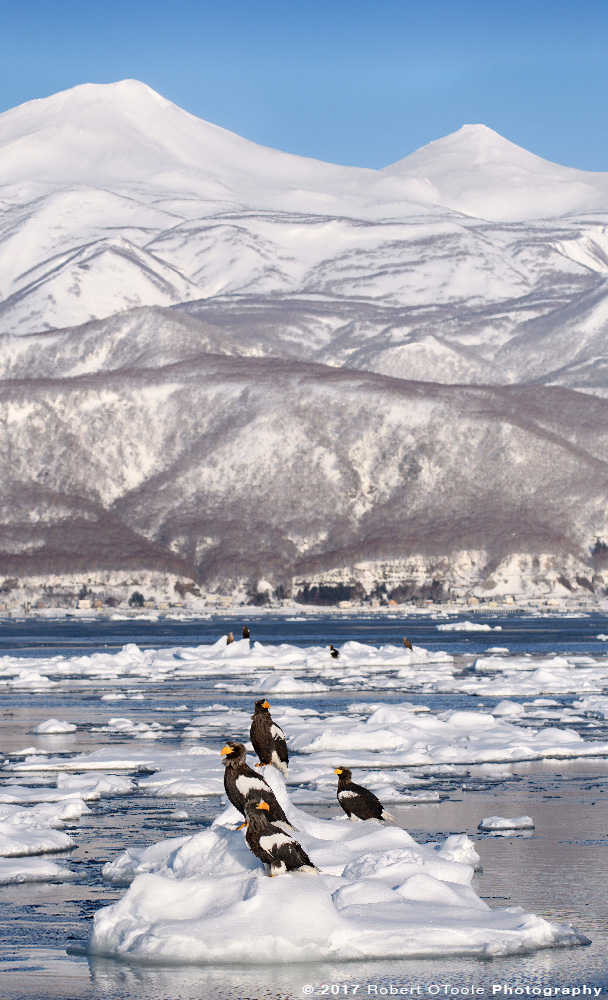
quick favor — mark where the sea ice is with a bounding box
[33,719,77,734]
[90,770,587,964]
[0,857,77,884]
[437,621,502,631]
[478,815,535,831]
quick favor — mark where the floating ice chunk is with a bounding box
[0,857,77,884]
[1,669,56,688]
[492,700,526,717]
[139,772,224,798]
[33,719,77,734]
[478,815,535,831]
[0,799,90,828]
[0,782,97,805]
[437,621,501,631]
[572,695,608,718]
[56,772,134,796]
[434,834,481,869]
[216,673,330,694]
[0,822,75,856]
[92,717,171,737]
[90,774,587,964]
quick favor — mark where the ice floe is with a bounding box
[478,815,535,831]
[33,719,77,734]
[90,769,587,964]
[437,621,502,631]
[0,808,77,856]
[0,857,77,884]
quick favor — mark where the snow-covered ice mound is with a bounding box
[478,815,535,831]
[0,798,88,856]
[33,718,77,733]
[437,621,502,631]
[90,770,588,964]
[0,857,77,884]
[0,636,453,692]
[287,704,608,766]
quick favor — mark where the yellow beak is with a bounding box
[257,800,270,811]
[262,700,270,709]
[334,768,342,775]
[220,745,231,756]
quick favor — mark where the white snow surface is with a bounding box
[90,769,586,963]
[437,621,502,632]
[33,718,77,734]
[478,816,535,831]
[0,857,77,884]
[0,798,84,857]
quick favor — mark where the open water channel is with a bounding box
[1,612,607,1000]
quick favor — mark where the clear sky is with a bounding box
[1,0,607,170]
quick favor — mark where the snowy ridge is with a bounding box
[3,82,608,589]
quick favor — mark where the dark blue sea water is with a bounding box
[2,609,608,658]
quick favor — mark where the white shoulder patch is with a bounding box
[235,775,267,795]
[259,833,293,852]
[339,789,358,799]
[270,723,285,740]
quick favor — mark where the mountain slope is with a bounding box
[2,82,608,596]
[1,349,607,590]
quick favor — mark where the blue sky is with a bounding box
[1,0,607,170]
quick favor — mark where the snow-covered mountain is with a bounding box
[2,81,608,596]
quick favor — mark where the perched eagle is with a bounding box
[220,741,293,828]
[245,799,317,875]
[329,644,340,659]
[334,767,395,823]
[250,699,289,777]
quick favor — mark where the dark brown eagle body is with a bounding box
[250,700,289,777]
[220,741,292,827]
[245,800,317,875]
[334,767,395,823]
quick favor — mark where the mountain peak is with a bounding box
[386,123,546,175]
[383,123,605,221]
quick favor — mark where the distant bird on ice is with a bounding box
[226,631,234,644]
[250,699,289,777]
[334,767,395,823]
[242,625,250,639]
[245,799,317,875]
[403,636,413,650]
[220,741,293,828]
[329,644,340,659]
